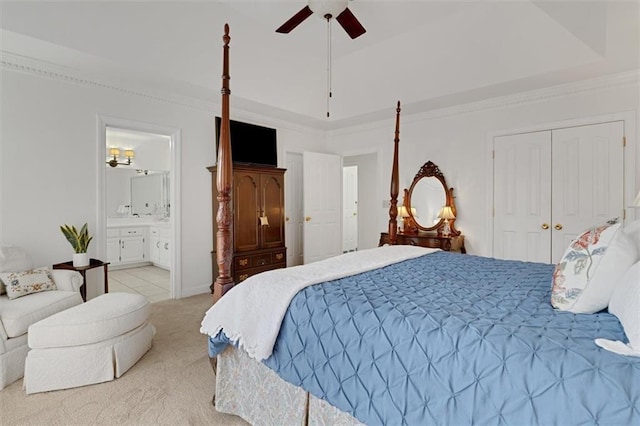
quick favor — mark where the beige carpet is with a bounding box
[0,294,249,425]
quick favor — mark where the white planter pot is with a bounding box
[72,253,90,267]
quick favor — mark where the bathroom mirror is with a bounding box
[131,172,170,216]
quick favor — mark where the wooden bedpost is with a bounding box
[213,24,234,303]
[388,101,401,244]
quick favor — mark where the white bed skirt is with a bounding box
[216,346,362,425]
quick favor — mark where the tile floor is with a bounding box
[108,265,170,303]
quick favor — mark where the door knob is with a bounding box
[541,223,549,230]
[554,224,563,230]
[305,216,312,222]
[285,216,290,221]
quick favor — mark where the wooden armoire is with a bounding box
[208,164,286,290]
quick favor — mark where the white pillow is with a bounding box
[595,261,640,357]
[551,219,638,313]
[0,243,34,295]
[0,267,57,300]
[624,219,640,254]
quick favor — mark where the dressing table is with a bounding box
[379,161,466,253]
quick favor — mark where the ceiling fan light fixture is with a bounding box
[309,0,348,19]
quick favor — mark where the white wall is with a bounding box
[1,68,324,297]
[2,65,637,295]
[329,80,639,256]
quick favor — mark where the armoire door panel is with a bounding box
[234,172,260,252]
[261,173,285,248]
[551,121,624,262]
[493,131,552,263]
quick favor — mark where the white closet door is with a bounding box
[551,121,624,262]
[285,152,304,267]
[303,152,342,264]
[493,131,552,262]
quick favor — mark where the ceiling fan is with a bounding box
[276,0,366,39]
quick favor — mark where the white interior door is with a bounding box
[493,131,552,262]
[493,121,625,264]
[303,152,342,264]
[285,152,304,267]
[342,165,358,253]
[550,121,624,262]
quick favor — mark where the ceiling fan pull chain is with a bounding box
[326,16,332,118]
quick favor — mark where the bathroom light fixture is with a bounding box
[106,148,134,167]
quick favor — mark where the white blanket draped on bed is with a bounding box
[200,245,436,361]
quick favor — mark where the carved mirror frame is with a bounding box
[403,161,460,236]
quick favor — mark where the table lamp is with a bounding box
[438,206,455,237]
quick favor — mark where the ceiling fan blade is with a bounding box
[276,6,314,34]
[336,7,366,39]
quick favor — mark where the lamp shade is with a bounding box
[438,206,456,220]
[398,206,417,218]
[124,149,135,159]
[109,148,120,157]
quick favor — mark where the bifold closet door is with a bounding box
[493,131,552,263]
[493,121,624,264]
[550,122,624,262]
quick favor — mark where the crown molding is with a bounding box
[408,69,640,123]
[1,50,327,135]
[329,69,640,136]
[1,51,216,113]
[3,50,638,134]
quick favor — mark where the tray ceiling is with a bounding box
[1,1,638,130]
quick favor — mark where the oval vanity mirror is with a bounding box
[404,161,459,234]
[408,177,447,230]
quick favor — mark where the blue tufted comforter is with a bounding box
[209,251,640,425]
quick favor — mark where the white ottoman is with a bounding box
[24,293,155,394]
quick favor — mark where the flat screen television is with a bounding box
[215,117,277,167]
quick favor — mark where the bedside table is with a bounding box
[52,258,109,301]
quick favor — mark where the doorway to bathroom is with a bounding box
[97,116,181,300]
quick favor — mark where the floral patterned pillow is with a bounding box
[551,218,638,313]
[0,267,57,300]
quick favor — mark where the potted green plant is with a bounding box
[60,223,93,267]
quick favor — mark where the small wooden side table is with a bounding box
[52,258,109,302]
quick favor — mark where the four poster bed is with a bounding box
[202,26,640,425]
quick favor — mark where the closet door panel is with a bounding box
[493,131,552,262]
[551,121,624,262]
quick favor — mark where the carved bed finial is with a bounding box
[213,24,234,303]
[388,101,401,244]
